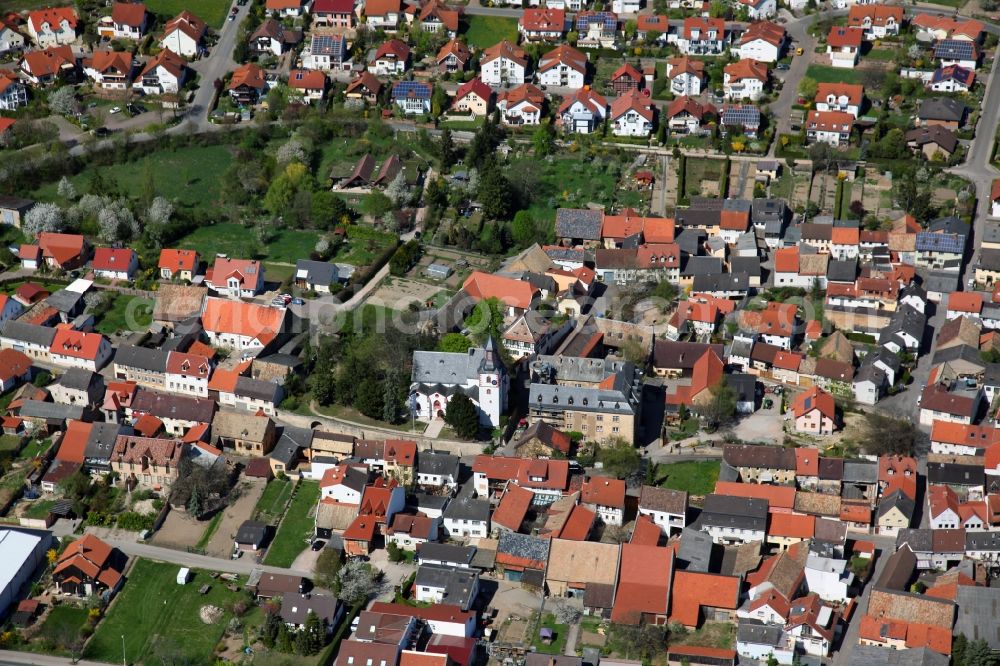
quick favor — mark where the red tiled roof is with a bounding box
[794,447,820,476]
[669,571,740,627]
[827,26,863,48]
[715,480,795,509]
[463,271,537,310]
[57,420,93,464]
[492,483,534,531]
[229,63,266,90]
[0,349,31,385]
[28,7,77,33]
[38,232,84,267]
[92,247,135,272]
[201,298,285,343]
[815,82,864,107]
[610,544,672,624]
[520,7,565,33]
[724,58,767,83]
[288,68,327,90]
[790,387,835,420]
[111,2,146,27]
[581,476,626,509]
[158,248,197,273]
[948,291,983,314]
[51,329,107,362]
[768,512,815,539]
[610,89,654,122]
[20,45,75,79]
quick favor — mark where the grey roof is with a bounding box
[85,422,127,462]
[235,520,268,546]
[417,542,476,566]
[877,489,915,520]
[853,363,886,386]
[0,196,35,212]
[417,450,460,477]
[906,125,958,153]
[827,258,857,283]
[47,289,84,314]
[727,373,756,403]
[280,592,341,627]
[895,528,933,553]
[528,381,638,415]
[443,495,490,522]
[852,647,948,666]
[730,256,760,278]
[54,367,99,391]
[868,347,902,373]
[923,270,961,295]
[692,272,750,293]
[981,248,1000,271]
[918,97,967,122]
[271,426,312,465]
[842,460,878,483]
[681,255,723,277]
[700,494,768,531]
[0,320,56,347]
[533,355,631,384]
[752,198,788,227]
[114,345,169,373]
[927,460,984,486]
[412,343,502,387]
[932,343,986,370]
[413,492,451,513]
[966,530,1000,552]
[674,228,707,256]
[413,564,478,609]
[556,208,603,241]
[234,375,282,403]
[882,303,926,342]
[737,619,785,647]
[639,485,688,515]
[677,527,714,572]
[954,585,1000,648]
[497,531,550,563]
[19,400,85,421]
[131,388,216,423]
[295,259,339,287]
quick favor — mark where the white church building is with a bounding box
[410,338,508,428]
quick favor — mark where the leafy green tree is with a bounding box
[439,333,473,353]
[532,122,556,157]
[386,541,404,562]
[355,377,384,419]
[439,128,457,169]
[954,634,969,666]
[445,393,480,439]
[701,379,737,431]
[315,548,342,591]
[464,297,504,343]
[312,191,349,229]
[363,191,394,218]
[597,439,643,480]
[264,174,295,215]
[797,76,818,100]
[965,639,996,666]
[477,165,513,220]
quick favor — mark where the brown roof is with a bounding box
[545,538,619,586]
[723,444,796,470]
[867,589,955,629]
[639,485,688,514]
[794,491,841,517]
[111,2,146,27]
[481,39,527,67]
[230,63,266,90]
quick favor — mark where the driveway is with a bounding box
[369,548,418,597]
[204,477,268,558]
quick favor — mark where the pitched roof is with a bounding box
[724,58,768,83]
[670,571,740,627]
[28,7,77,33]
[610,544,673,624]
[111,2,146,27]
[92,247,135,272]
[492,483,534,531]
[610,89,654,122]
[158,248,198,273]
[201,298,285,343]
[739,20,785,46]
[827,26,863,48]
[481,39,527,67]
[463,271,536,310]
[580,476,626,509]
[791,386,836,420]
[229,63,267,90]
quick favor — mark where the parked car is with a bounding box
[109,106,121,114]
[291,298,304,305]
[311,540,325,551]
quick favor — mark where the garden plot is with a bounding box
[365,277,446,311]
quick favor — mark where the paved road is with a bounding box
[185,0,252,130]
[94,533,313,578]
[831,536,895,666]
[768,9,821,150]
[0,652,107,666]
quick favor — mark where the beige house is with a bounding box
[722,444,796,484]
[791,387,838,435]
[876,491,914,536]
[544,538,620,597]
[212,409,277,457]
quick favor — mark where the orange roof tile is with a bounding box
[669,571,740,628]
[463,271,537,310]
[57,420,92,464]
[768,512,815,539]
[581,476,626,509]
[611,544,672,624]
[714,480,795,509]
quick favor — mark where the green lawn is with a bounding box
[194,511,224,550]
[865,48,897,62]
[18,438,50,460]
[531,614,569,655]
[684,158,727,198]
[86,559,246,664]
[33,145,234,211]
[0,434,23,452]
[462,15,518,48]
[94,294,154,335]
[144,0,232,27]
[656,460,720,496]
[805,64,862,84]
[34,605,89,651]
[176,223,320,265]
[263,480,320,568]
[23,498,57,519]
[254,477,293,524]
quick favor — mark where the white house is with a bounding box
[91,248,138,281]
[480,40,527,86]
[826,26,863,68]
[410,339,508,428]
[558,88,607,134]
[814,82,863,118]
[416,451,460,489]
[83,50,134,91]
[737,621,795,665]
[735,21,785,63]
[319,464,366,505]
[847,5,903,39]
[804,553,854,603]
[637,485,687,535]
[164,351,211,397]
[536,44,586,89]
[201,298,287,351]
[368,39,410,76]
[442,496,490,539]
[0,73,28,111]
[675,17,728,55]
[98,2,148,41]
[930,65,975,93]
[414,565,479,610]
[723,59,767,101]
[665,56,705,95]
[497,84,545,126]
[806,110,853,146]
[48,329,113,372]
[204,257,264,298]
[26,7,78,47]
[737,0,776,20]
[159,11,206,58]
[580,477,625,526]
[0,22,26,54]
[610,90,654,136]
[135,48,186,95]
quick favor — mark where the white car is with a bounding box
[109,106,121,114]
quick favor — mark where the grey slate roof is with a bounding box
[981,248,1000,271]
[295,259,339,287]
[85,422,127,462]
[0,320,56,347]
[677,527,714,572]
[730,256,760,278]
[681,255,723,278]
[737,619,785,647]
[414,564,479,609]
[852,646,948,666]
[19,400,85,421]
[271,425,312,465]
[417,542,476,566]
[417,450,460,477]
[55,367,99,391]
[700,494,768,531]
[923,270,960,295]
[842,460,878,483]
[895,528,933,553]
[827,258,857,283]
[954,585,1000,648]
[443,495,490,522]
[235,375,282,403]
[918,97,967,122]
[497,531,550,563]
[692,272,750,293]
[966,530,1000,552]
[114,345,169,373]
[555,208,603,241]
[131,388,216,423]
[413,492,451,514]
[877,489,915,520]
[927,460,984,486]
[47,289,84,314]
[674,228,706,256]
[412,344,501,387]
[235,520,268,547]
[280,592,341,627]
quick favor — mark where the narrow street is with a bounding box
[831,537,895,666]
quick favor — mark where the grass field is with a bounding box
[263,480,320,568]
[95,294,154,335]
[519,154,646,223]
[254,477,293,524]
[18,438,49,460]
[806,64,863,84]
[670,622,735,650]
[34,606,89,651]
[656,460,720,495]
[86,559,245,664]
[144,0,232,27]
[176,223,320,265]
[33,145,234,211]
[531,614,569,655]
[462,15,518,48]
[684,158,726,198]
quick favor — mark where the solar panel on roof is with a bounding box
[311,33,344,56]
[577,11,616,31]
[935,39,975,59]
[393,80,431,98]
